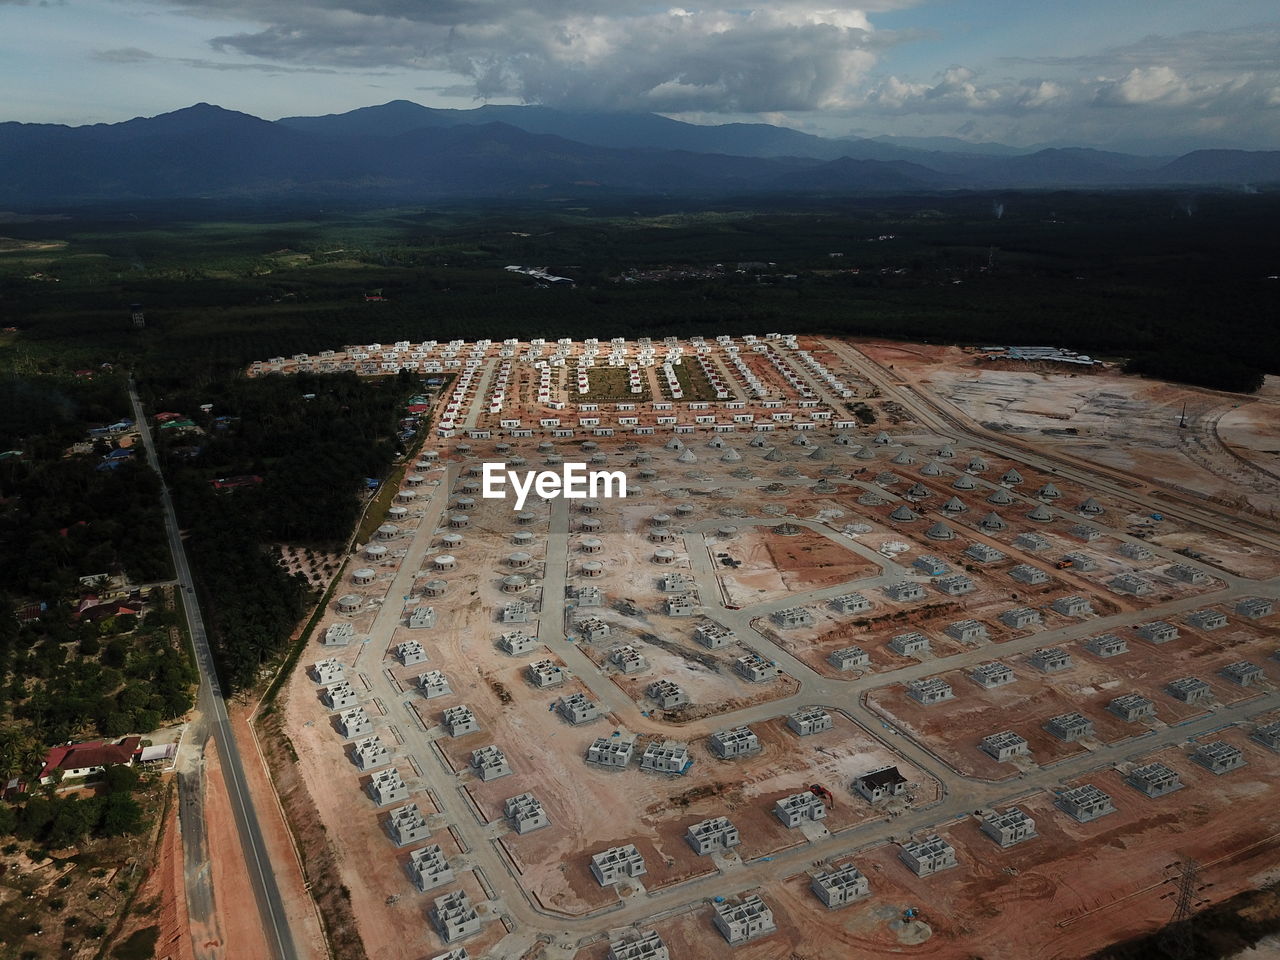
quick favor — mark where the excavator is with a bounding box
[809,783,835,807]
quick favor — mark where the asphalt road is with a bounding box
[129,381,299,960]
[142,342,1279,955]
[345,426,1280,951]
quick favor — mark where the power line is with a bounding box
[1162,858,1209,959]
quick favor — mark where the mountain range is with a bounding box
[1,100,1278,203]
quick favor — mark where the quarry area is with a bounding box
[253,334,1279,959]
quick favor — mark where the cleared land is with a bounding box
[240,334,1279,960]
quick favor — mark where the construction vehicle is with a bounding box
[809,783,835,807]
[1055,558,1074,569]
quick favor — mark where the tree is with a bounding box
[101,764,139,794]
[47,797,95,847]
[100,711,132,737]
[97,793,142,837]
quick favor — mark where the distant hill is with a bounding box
[1156,150,1280,184]
[280,100,859,160]
[769,156,954,192]
[864,134,1031,156]
[1,101,1277,202]
[0,106,816,200]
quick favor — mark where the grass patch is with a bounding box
[355,460,413,545]
[583,366,646,402]
[669,360,718,403]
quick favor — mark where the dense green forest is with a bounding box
[0,457,173,598]
[154,371,417,688]
[0,375,133,453]
[2,588,196,746]
[0,764,145,847]
[0,190,1276,393]
[0,188,1276,696]
[0,367,191,853]
[0,370,171,602]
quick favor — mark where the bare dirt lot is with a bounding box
[712,526,879,606]
[574,730,1280,960]
[860,340,1280,526]
[251,335,1279,960]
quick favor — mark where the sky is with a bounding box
[3,0,1279,151]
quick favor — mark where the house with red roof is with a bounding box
[79,600,141,623]
[39,737,141,784]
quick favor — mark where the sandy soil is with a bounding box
[860,341,1280,521]
[229,704,329,959]
[117,796,195,960]
[865,614,1279,780]
[712,527,879,606]
[202,744,272,960]
[572,728,1280,960]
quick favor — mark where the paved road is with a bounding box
[129,381,299,960]
[281,345,1280,954]
[828,341,1280,554]
[338,440,1280,951]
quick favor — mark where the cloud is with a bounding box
[72,2,1280,147]
[1092,66,1203,107]
[1008,25,1280,73]
[860,67,1071,115]
[839,21,1280,147]
[153,0,920,112]
[93,47,159,64]
[92,45,345,74]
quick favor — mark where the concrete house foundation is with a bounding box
[899,836,957,877]
[1127,762,1183,797]
[1194,741,1247,775]
[686,816,740,855]
[591,844,647,885]
[712,895,776,945]
[1057,785,1116,822]
[981,731,1029,762]
[811,864,870,908]
[981,807,1037,848]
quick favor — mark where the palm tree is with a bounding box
[0,729,46,783]
[0,729,22,783]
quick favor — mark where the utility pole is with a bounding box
[1178,402,1187,429]
[1162,858,1209,959]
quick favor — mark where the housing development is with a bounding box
[238,332,1280,959]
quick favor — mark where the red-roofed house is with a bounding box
[80,601,141,623]
[39,737,141,784]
